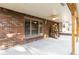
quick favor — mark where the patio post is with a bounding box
[71,14,75,55]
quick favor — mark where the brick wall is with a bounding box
[0,7,44,49]
[0,7,25,49]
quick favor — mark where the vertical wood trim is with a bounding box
[75,11,79,42]
[71,15,75,55]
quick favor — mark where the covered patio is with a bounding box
[0,35,78,55]
[0,3,79,55]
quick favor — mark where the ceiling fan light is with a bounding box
[52,18,57,20]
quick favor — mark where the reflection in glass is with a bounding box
[32,20,38,35]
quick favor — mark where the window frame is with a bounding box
[24,17,43,38]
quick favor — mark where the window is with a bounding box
[25,19,30,36]
[25,18,43,37]
[32,20,38,35]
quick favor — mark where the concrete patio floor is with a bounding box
[0,35,79,55]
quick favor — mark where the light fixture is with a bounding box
[52,17,58,20]
[49,14,59,21]
[33,21,37,24]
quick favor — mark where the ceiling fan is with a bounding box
[60,3,66,6]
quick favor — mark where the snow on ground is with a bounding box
[0,35,79,55]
